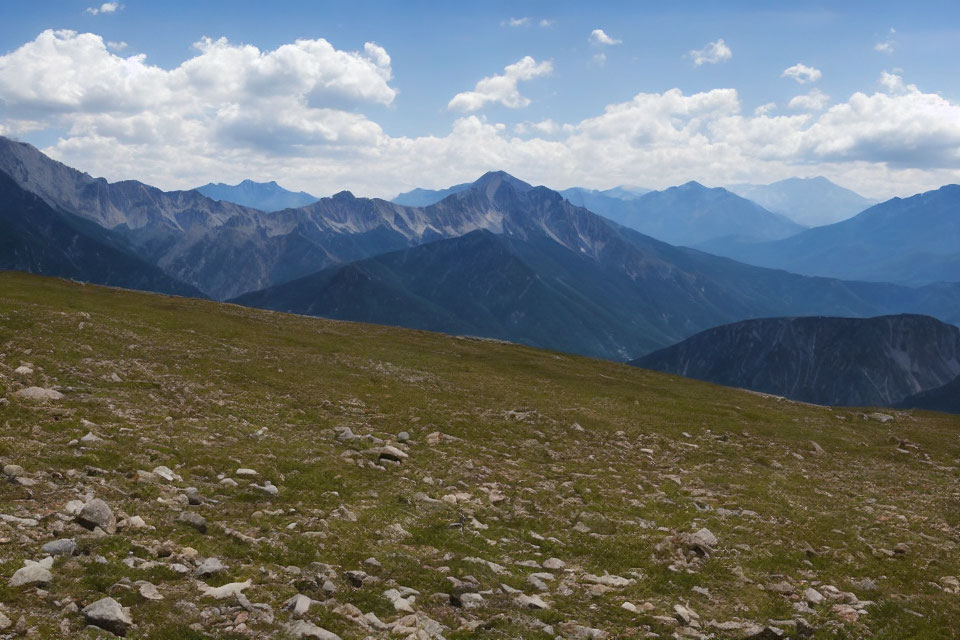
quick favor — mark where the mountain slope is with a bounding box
[703,184,960,284]
[727,176,876,227]
[632,314,960,406]
[899,374,960,414]
[0,170,202,297]
[194,179,319,211]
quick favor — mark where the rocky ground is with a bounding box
[1,272,959,639]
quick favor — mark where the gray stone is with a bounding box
[82,597,132,636]
[184,487,202,505]
[9,562,53,587]
[397,431,410,443]
[14,386,63,401]
[195,557,225,577]
[177,511,207,534]
[285,620,342,640]
[78,498,116,534]
[2,464,25,478]
[515,594,549,609]
[41,538,76,557]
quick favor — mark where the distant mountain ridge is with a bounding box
[234,173,960,360]
[701,184,960,284]
[0,170,202,297]
[727,177,876,227]
[194,179,319,212]
[633,314,960,407]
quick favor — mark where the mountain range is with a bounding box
[194,179,319,212]
[701,184,960,285]
[3,135,960,364]
[234,172,960,360]
[726,176,877,227]
[633,314,960,407]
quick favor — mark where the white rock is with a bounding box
[235,468,258,477]
[283,594,312,618]
[14,365,33,375]
[515,594,549,609]
[14,386,63,401]
[621,601,638,612]
[198,579,252,599]
[152,466,181,482]
[804,587,825,605]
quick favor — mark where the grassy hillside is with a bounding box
[1,271,959,639]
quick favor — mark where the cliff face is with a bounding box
[633,315,960,407]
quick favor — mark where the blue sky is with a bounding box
[2,1,959,198]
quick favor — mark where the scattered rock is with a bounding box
[515,594,549,609]
[195,557,225,577]
[683,528,718,555]
[285,620,342,640]
[9,559,53,587]
[137,581,163,601]
[81,597,132,637]
[77,498,116,534]
[542,557,566,570]
[41,538,76,557]
[283,594,312,618]
[198,579,252,599]
[13,386,63,401]
[152,466,181,482]
[177,511,207,534]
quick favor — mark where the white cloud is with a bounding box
[592,53,607,67]
[688,38,732,66]
[448,56,552,111]
[503,17,529,27]
[754,102,777,116]
[106,40,127,51]
[879,70,915,94]
[788,89,830,111]
[86,2,121,15]
[3,30,959,201]
[782,63,822,84]
[539,19,554,28]
[589,29,621,46]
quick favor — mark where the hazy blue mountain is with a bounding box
[560,181,804,247]
[700,184,960,284]
[633,315,960,407]
[558,186,649,207]
[194,179,318,212]
[0,170,202,297]
[233,174,960,360]
[391,183,471,206]
[727,177,876,227]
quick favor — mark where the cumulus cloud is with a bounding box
[0,29,395,155]
[782,63,822,84]
[106,40,127,51]
[879,70,915,94]
[448,56,552,111]
[788,89,830,111]
[589,29,621,46]
[3,30,959,200]
[688,39,731,66]
[86,2,121,15]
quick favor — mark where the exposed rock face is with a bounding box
[633,314,960,407]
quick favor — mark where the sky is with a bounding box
[1,1,960,200]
